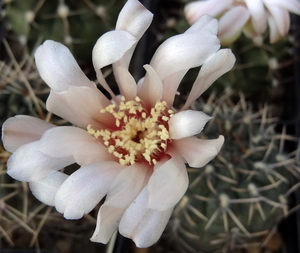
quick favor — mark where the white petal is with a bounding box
[55,162,123,219]
[150,31,220,106]
[150,31,220,82]
[29,171,68,206]
[184,0,233,24]
[183,49,236,110]
[264,0,300,15]
[92,30,136,71]
[244,0,267,34]
[91,163,150,244]
[147,148,188,211]
[7,141,73,182]
[119,186,173,248]
[267,12,282,43]
[173,135,224,167]
[218,6,250,39]
[185,14,218,35]
[2,115,55,153]
[137,65,163,108]
[35,40,93,92]
[168,110,211,140]
[39,126,100,159]
[92,30,137,99]
[111,0,153,97]
[116,0,153,40]
[266,4,290,37]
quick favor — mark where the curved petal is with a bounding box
[150,31,220,105]
[2,115,55,153]
[244,0,267,34]
[90,163,150,244]
[29,171,68,206]
[182,49,236,110]
[184,0,233,24]
[137,65,163,108]
[92,30,136,71]
[168,110,211,140]
[218,6,250,39]
[150,31,220,82]
[267,12,282,43]
[119,186,173,248]
[114,0,153,70]
[266,4,290,37]
[55,162,123,219]
[35,40,94,92]
[116,0,153,40]
[7,141,74,182]
[264,0,300,15]
[147,147,188,210]
[39,126,103,159]
[173,135,224,167]
[92,30,137,99]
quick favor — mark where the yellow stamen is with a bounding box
[87,96,172,166]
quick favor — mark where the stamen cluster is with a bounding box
[87,97,174,166]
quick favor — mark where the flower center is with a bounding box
[87,96,174,166]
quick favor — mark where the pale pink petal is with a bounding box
[184,0,233,24]
[168,110,211,140]
[147,147,188,210]
[137,65,163,108]
[267,13,282,43]
[55,162,123,219]
[113,66,137,100]
[244,0,267,34]
[29,171,68,206]
[266,4,290,37]
[264,0,300,15]
[161,70,188,107]
[73,142,116,166]
[119,186,173,248]
[46,86,112,129]
[150,31,220,105]
[35,40,94,92]
[173,135,224,167]
[218,6,250,39]
[7,141,74,182]
[182,49,236,110]
[2,115,55,153]
[185,14,219,35]
[39,126,101,159]
[46,90,91,129]
[91,163,150,244]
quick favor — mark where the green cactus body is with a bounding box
[4,0,123,60]
[160,91,299,253]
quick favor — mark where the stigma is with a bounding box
[87,96,174,166]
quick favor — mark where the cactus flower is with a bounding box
[2,0,235,248]
[184,0,300,44]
